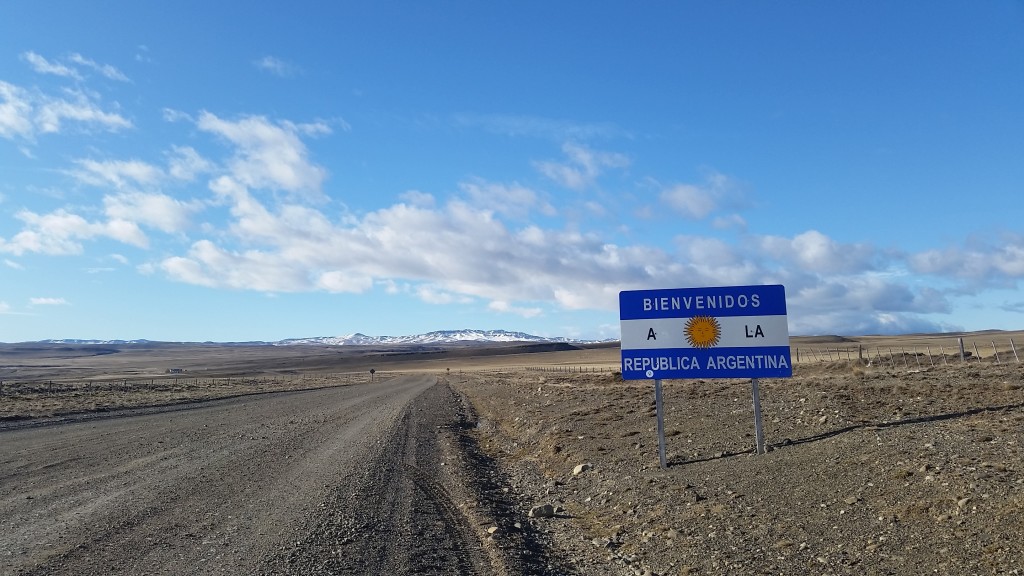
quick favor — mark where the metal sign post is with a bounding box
[654,379,667,468]
[751,378,765,454]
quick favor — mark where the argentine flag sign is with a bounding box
[619,285,792,380]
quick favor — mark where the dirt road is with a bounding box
[0,375,498,575]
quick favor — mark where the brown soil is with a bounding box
[4,338,1024,575]
[452,362,1024,575]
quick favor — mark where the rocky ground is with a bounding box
[452,361,1024,575]
[5,346,1024,575]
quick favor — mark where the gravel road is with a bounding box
[0,375,498,575]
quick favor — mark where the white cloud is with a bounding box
[909,236,1024,282]
[459,179,556,219]
[659,170,743,220]
[0,301,10,314]
[103,191,202,234]
[197,112,327,197]
[414,285,471,305]
[35,89,132,134]
[0,81,131,139]
[68,53,130,82]
[754,230,878,275]
[315,271,373,293]
[162,108,193,123]
[4,259,22,269]
[488,300,543,318]
[661,183,716,219]
[166,146,214,181]
[0,209,148,255]
[70,158,163,189]
[30,297,68,306]
[399,190,436,208]
[254,56,296,77]
[0,81,35,139]
[534,142,630,190]
[161,240,312,291]
[713,214,747,231]
[21,51,82,79]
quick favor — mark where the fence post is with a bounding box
[958,338,966,362]
[992,341,1000,365]
[973,342,982,363]
[913,347,921,368]
[926,346,934,367]
[1012,339,1020,363]
[901,348,909,369]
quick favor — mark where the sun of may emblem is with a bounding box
[685,315,721,348]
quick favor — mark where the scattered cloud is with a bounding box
[661,183,717,219]
[0,82,35,138]
[22,51,129,82]
[659,170,744,220]
[4,85,1015,338]
[162,108,193,123]
[166,146,214,181]
[197,112,328,198]
[534,142,630,190]
[254,56,297,77]
[0,208,147,255]
[135,45,152,63]
[21,51,82,80]
[754,230,879,275]
[34,88,132,134]
[909,236,1024,284]
[103,191,203,234]
[70,158,164,189]
[399,190,436,208]
[0,301,10,314]
[488,300,543,318]
[4,259,22,269]
[459,179,556,219]
[0,80,131,140]
[68,53,130,82]
[30,297,68,306]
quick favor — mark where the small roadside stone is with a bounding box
[573,463,593,476]
[529,503,556,518]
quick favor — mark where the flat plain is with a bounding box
[2,331,1023,574]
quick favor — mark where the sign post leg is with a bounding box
[751,378,766,455]
[654,378,667,469]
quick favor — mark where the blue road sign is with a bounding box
[619,284,792,380]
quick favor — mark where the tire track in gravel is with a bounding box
[264,380,492,575]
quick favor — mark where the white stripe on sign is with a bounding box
[620,314,790,350]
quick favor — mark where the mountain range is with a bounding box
[28,329,611,346]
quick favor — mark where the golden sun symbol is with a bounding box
[685,315,721,348]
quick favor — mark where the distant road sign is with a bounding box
[619,284,792,380]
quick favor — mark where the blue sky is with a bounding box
[1,1,1023,342]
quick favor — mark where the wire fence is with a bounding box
[792,337,1021,366]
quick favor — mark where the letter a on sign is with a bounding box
[647,328,657,340]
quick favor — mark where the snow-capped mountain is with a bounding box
[23,330,611,346]
[276,329,603,346]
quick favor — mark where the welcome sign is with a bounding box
[619,285,792,380]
